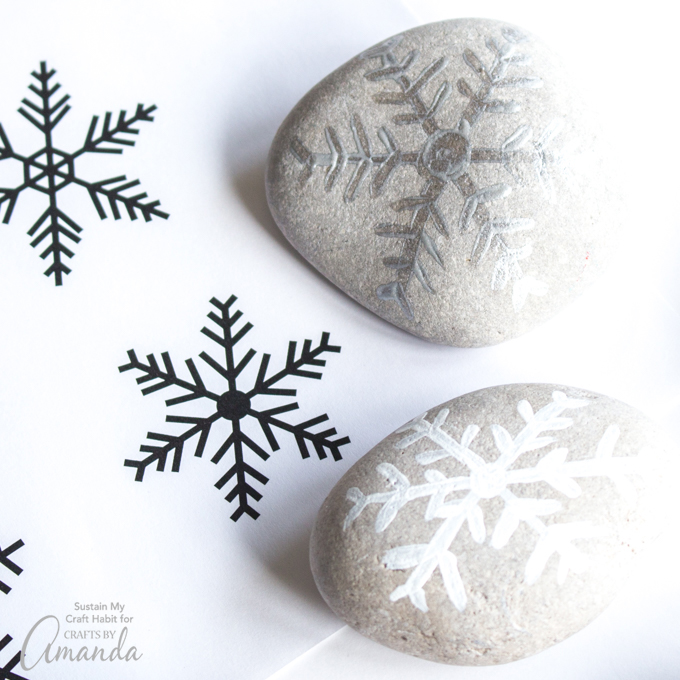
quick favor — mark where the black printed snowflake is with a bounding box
[0,634,28,680]
[0,61,168,285]
[0,540,23,596]
[120,296,350,521]
[292,27,561,317]
[0,542,27,678]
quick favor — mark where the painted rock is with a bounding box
[266,19,618,346]
[310,384,670,664]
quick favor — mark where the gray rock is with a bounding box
[267,19,618,346]
[310,384,671,664]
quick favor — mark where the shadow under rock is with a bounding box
[259,524,334,615]
[231,162,324,279]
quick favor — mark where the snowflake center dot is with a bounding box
[217,390,251,420]
[25,149,73,191]
[421,129,471,182]
[469,465,507,498]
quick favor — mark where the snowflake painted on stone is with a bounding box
[0,61,167,285]
[120,295,350,521]
[344,391,641,613]
[292,27,561,318]
[0,634,28,680]
[0,539,23,596]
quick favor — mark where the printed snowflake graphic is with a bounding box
[292,27,562,318]
[0,634,28,680]
[0,541,27,678]
[0,61,167,285]
[120,295,350,521]
[344,391,641,613]
[0,539,23,596]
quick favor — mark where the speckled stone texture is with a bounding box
[310,384,671,665]
[267,19,618,346]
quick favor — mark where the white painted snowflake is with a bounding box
[343,391,642,613]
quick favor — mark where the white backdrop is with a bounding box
[0,1,677,679]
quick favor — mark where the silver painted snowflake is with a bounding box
[292,27,562,318]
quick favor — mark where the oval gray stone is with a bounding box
[267,19,618,346]
[310,384,671,664]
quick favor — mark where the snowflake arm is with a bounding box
[458,31,542,127]
[386,498,474,612]
[375,178,449,319]
[70,104,168,222]
[74,174,168,222]
[363,42,449,136]
[0,185,24,225]
[492,489,562,550]
[523,519,608,585]
[0,634,29,680]
[118,349,219,403]
[17,61,79,283]
[252,409,349,462]
[344,462,471,531]
[248,332,341,395]
[246,330,349,461]
[1,62,78,283]
[76,104,158,155]
[359,44,457,312]
[0,124,14,160]
[395,407,487,468]
[18,62,71,135]
[200,295,271,395]
[0,126,26,223]
[508,424,642,502]
[0,540,23,595]
[213,420,271,521]
[122,413,220,481]
[118,340,222,481]
[0,173,24,225]
[290,115,418,201]
[488,391,588,465]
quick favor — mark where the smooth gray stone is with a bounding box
[311,384,671,664]
[267,19,618,346]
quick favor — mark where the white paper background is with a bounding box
[0,1,677,679]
